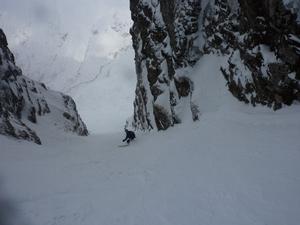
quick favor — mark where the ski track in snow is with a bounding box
[1,105,300,225]
[66,60,113,94]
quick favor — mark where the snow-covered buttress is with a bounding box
[130,0,300,131]
[0,29,88,144]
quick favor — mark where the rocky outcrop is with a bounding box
[130,0,201,130]
[0,29,88,144]
[208,0,300,110]
[130,0,300,130]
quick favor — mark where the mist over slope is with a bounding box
[0,9,136,134]
[69,46,136,134]
[1,13,132,92]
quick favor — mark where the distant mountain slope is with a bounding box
[0,29,88,144]
[0,13,136,134]
[6,14,133,93]
[69,45,136,134]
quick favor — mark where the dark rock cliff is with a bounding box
[212,0,300,110]
[130,0,201,130]
[0,29,88,144]
[130,0,300,130]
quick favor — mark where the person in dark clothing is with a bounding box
[123,129,136,144]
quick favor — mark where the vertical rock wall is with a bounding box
[130,0,201,130]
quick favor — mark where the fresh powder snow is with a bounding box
[1,54,300,225]
[1,104,300,225]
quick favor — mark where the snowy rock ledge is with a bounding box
[0,29,88,144]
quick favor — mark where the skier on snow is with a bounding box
[123,129,136,144]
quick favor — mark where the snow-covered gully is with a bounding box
[1,105,300,225]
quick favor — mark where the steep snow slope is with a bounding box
[1,54,300,225]
[1,104,300,225]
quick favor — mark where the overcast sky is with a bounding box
[0,0,131,61]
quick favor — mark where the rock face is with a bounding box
[130,0,201,130]
[130,0,300,130]
[0,29,88,144]
[213,0,300,110]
